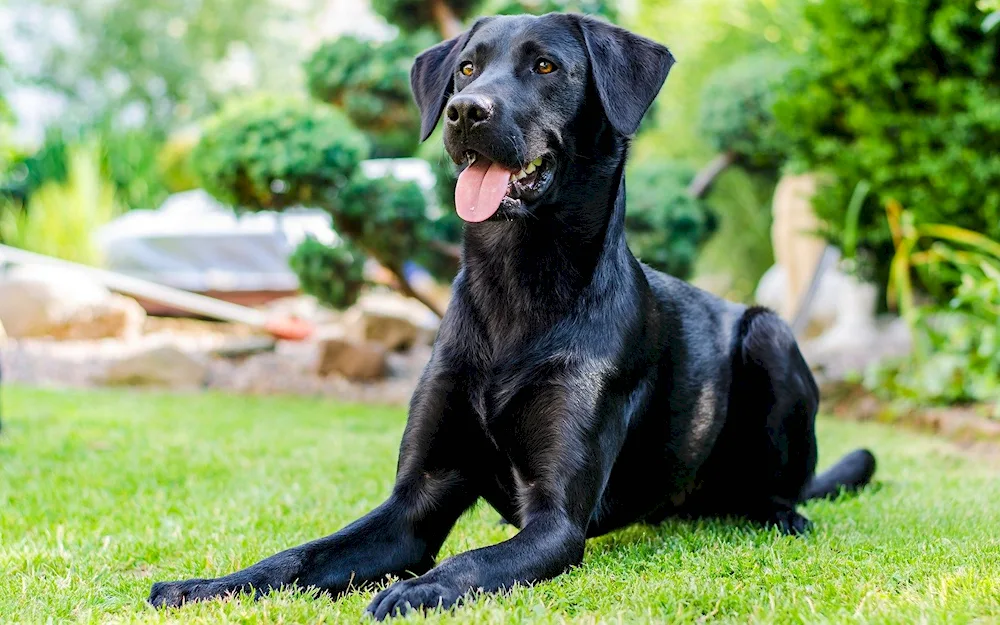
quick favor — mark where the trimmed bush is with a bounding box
[491,0,617,19]
[775,0,1000,293]
[289,236,367,310]
[192,95,369,211]
[331,172,433,272]
[305,35,433,158]
[625,161,718,279]
[698,52,796,170]
[372,0,483,34]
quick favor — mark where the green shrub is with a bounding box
[0,142,120,265]
[157,130,201,193]
[331,172,436,273]
[192,95,369,211]
[624,161,718,280]
[775,0,1000,295]
[865,212,1000,415]
[288,236,368,310]
[305,35,432,158]
[698,52,796,170]
[372,0,483,35]
[101,129,170,210]
[489,0,617,19]
[3,127,170,211]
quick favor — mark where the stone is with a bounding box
[0,266,145,340]
[47,294,147,341]
[210,336,277,359]
[316,338,388,381]
[100,346,208,388]
[756,262,878,340]
[342,291,439,352]
[770,172,829,320]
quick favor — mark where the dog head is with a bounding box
[411,14,674,223]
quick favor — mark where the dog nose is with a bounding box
[446,95,493,129]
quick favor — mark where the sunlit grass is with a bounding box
[1,387,998,623]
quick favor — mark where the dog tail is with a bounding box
[801,448,877,501]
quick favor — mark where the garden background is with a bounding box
[1,0,999,622]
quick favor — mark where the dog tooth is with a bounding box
[531,157,543,167]
[525,162,536,174]
[509,173,516,182]
[516,170,528,180]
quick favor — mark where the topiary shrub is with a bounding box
[372,0,483,36]
[698,52,796,171]
[157,130,201,193]
[624,161,718,280]
[288,236,368,310]
[192,95,369,211]
[775,0,1000,296]
[305,35,434,158]
[490,0,617,19]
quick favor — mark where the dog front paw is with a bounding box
[766,509,813,536]
[366,576,463,620]
[148,578,237,608]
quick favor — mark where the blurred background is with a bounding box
[0,0,998,422]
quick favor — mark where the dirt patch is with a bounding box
[822,380,1000,455]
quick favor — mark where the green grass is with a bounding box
[1,387,999,624]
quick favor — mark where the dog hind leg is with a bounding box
[731,307,820,535]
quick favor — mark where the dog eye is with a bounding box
[534,59,557,74]
[459,62,475,77]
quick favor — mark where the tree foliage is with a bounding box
[305,35,434,158]
[2,125,171,210]
[698,52,795,170]
[288,236,367,310]
[776,0,1000,293]
[192,95,369,211]
[20,0,294,130]
[372,0,483,36]
[625,161,717,279]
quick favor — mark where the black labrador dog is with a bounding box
[149,13,877,619]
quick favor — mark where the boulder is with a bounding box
[0,266,145,340]
[317,338,388,381]
[755,262,877,340]
[343,291,439,352]
[100,346,208,388]
[770,172,829,320]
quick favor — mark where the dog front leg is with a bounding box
[366,503,586,620]
[149,368,479,608]
[366,385,628,620]
[148,471,475,608]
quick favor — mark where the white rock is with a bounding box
[99,346,208,388]
[316,338,388,381]
[343,291,439,352]
[0,265,145,340]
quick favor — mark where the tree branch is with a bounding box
[386,263,446,319]
[687,151,738,199]
[430,0,463,39]
[430,239,462,261]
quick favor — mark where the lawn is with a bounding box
[1,387,999,624]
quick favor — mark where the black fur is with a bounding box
[149,13,876,618]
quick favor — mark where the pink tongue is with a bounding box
[455,159,514,223]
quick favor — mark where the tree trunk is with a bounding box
[687,151,738,199]
[430,0,463,39]
[430,239,462,261]
[386,263,446,319]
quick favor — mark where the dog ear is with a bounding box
[575,16,675,137]
[410,27,477,142]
